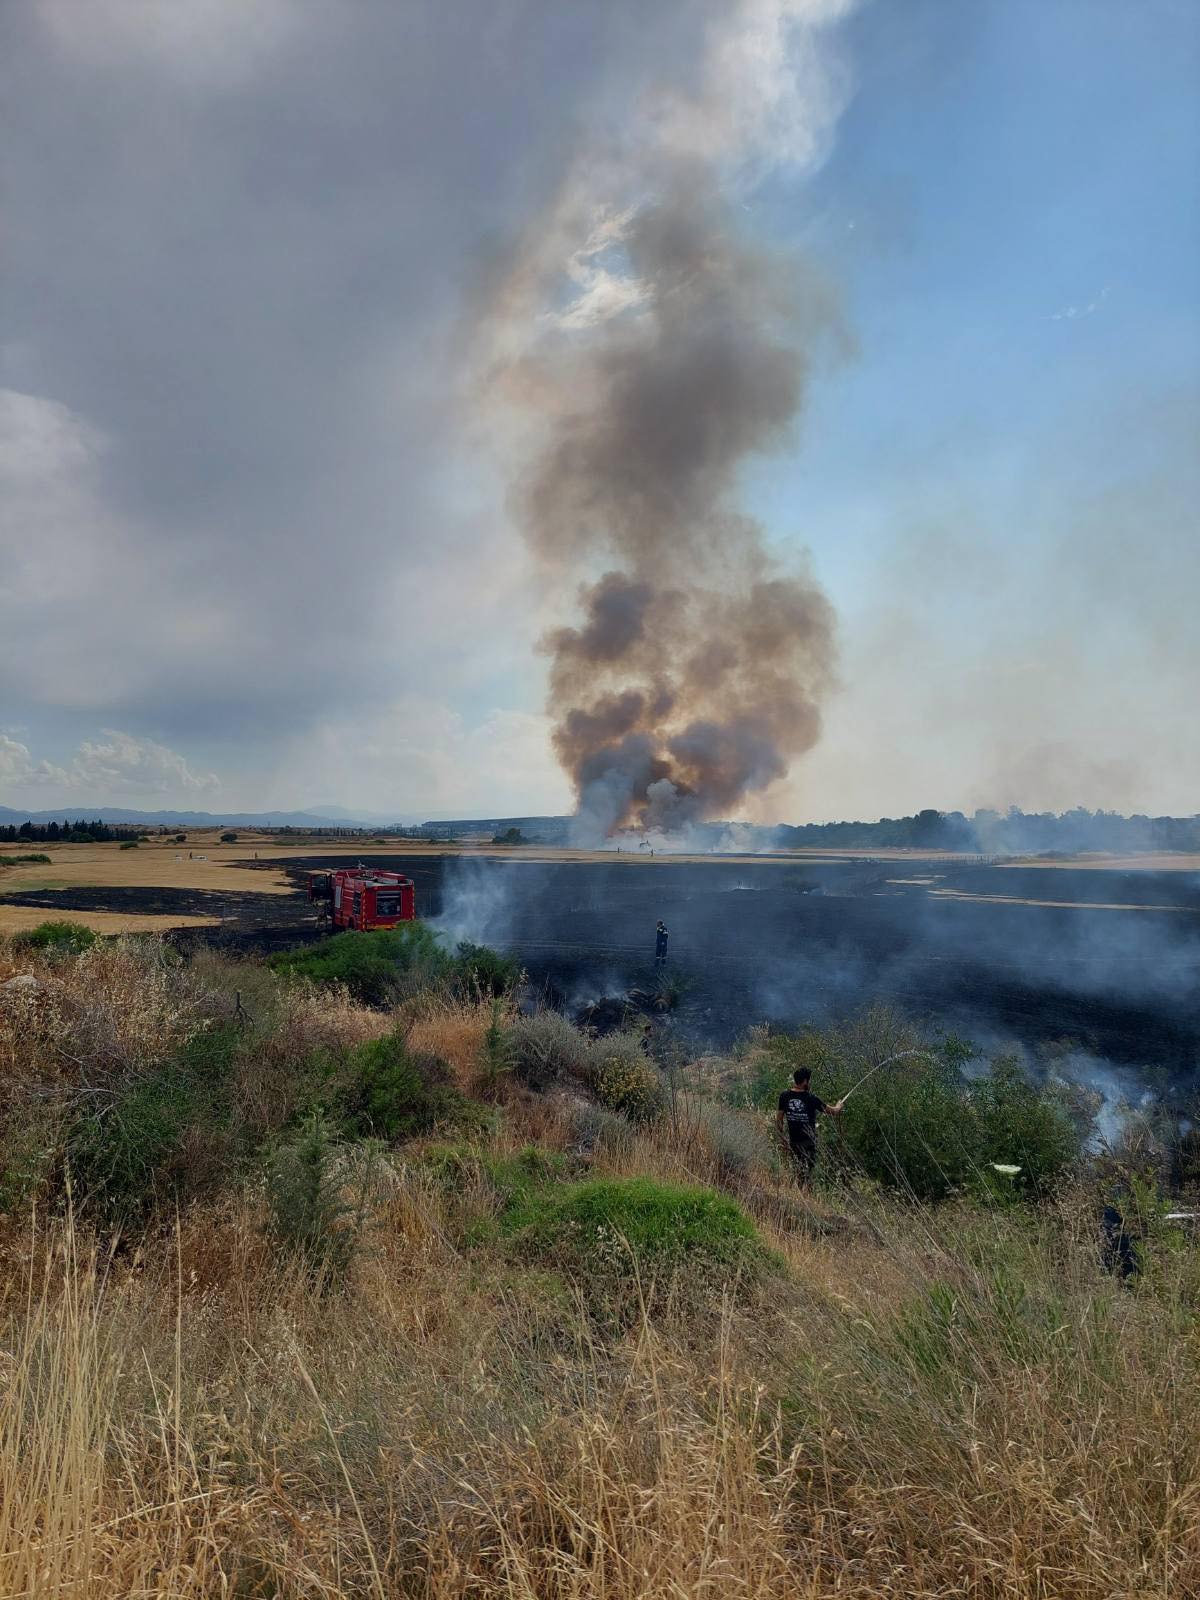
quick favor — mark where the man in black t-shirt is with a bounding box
[776,1067,844,1183]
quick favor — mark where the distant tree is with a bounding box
[220,831,239,843]
[912,808,944,846]
[492,827,525,845]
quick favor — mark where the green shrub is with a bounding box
[337,1031,480,1140]
[264,1112,373,1279]
[694,1101,772,1186]
[220,831,239,843]
[119,840,139,850]
[510,1009,594,1090]
[591,1035,664,1124]
[730,1012,1083,1202]
[66,1025,241,1222]
[0,852,52,867]
[478,998,515,1094]
[967,1054,1081,1200]
[268,925,451,1005]
[0,1106,63,1210]
[455,940,522,998]
[14,920,98,954]
[498,1176,770,1292]
[570,1104,638,1159]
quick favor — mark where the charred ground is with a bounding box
[11,850,1193,1075]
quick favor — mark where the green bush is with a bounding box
[119,840,139,850]
[591,1034,664,1124]
[67,1025,241,1222]
[740,1015,1082,1202]
[0,1106,63,1211]
[269,925,451,1005]
[967,1054,1081,1200]
[220,831,239,843]
[497,1176,770,1291]
[694,1101,772,1186]
[0,852,52,867]
[478,998,514,1094]
[337,1031,480,1140]
[14,920,98,954]
[455,940,522,998]
[510,1009,594,1090]
[264,1112,374,1279]
[570,1104,637,1160]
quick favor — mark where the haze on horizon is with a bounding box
[2,1,1197,827]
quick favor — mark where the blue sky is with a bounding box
[1,1,1196,821]
[750,0,1199,817]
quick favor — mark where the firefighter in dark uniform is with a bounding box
[776,1067,844,1184]
[654,920,669,967]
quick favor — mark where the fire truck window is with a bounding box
[376,893,399,917]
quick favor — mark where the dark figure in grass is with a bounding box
[777,1067,844,1184]
[654,920,669,967]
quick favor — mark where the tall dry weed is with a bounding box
[0,1164,1195,1598]
[0,938,198,1109]
[404,995,510,1092]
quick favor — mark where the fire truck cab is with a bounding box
[306,866,416,932]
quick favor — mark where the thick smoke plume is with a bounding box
[479,3,853,840]
[533,188,836,838]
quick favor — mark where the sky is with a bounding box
[1,0,1197,823]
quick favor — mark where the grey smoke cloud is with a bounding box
[479,6,855,838]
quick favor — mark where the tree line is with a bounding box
[0,819,158,844]
[774,806,1200,855]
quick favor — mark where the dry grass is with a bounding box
[0,953,1196,1597]
[0,905,220,936]
[404,994,513,1093]
[0,938,201,1107]
[0,1138,1195,1598]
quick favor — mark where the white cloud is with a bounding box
[0,735,66,789]
[69,730,219,795]
[0,730,218,804]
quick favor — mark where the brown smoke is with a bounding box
[502,178,839,838]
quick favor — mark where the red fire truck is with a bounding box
[306,866,416,932]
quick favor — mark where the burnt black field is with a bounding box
[412,854,1200,1073]
[10,851,1199,1079]
[282,853,1200,1075]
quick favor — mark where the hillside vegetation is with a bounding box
[0,925,1197,1598]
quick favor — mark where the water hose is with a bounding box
[839,1048,937,1105]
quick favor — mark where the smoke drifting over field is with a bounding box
[481,5,852,841]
